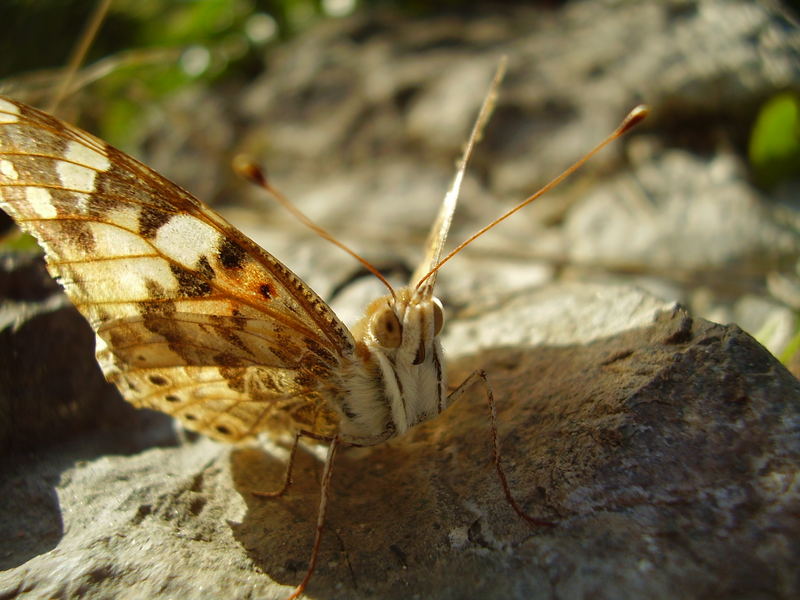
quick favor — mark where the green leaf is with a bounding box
[749,92,800,189]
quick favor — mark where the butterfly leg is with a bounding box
[451,369,555,527]
[250,431,302,498]
[285,435,341,600]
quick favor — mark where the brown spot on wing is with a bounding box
[207,315,251,356]
[169,263,212,297]
[259,283,273,300]
[148,374,168,386]
[304,337,336,364]
[218,238,246,269]
[220,367,247,393]
[138,206,172,238]
[213,352,247,367]
[268,344,296,365]
[274,334,301,357]
[196,255,215,280]
[43,219,96,255]
[302,357,332,378]
[66,220,96,252]
[140,297,176,316]
[144,279,167,300]
[141,311,180,340]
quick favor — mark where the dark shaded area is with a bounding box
[0,253,174,453]
[0,209,13,237]
[0,1,135,80]
[0,252,61,301]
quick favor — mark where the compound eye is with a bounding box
[372,307,403,348]
[432,297,444,335]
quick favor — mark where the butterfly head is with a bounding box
[365,285,444,365]
[346,283,448,443]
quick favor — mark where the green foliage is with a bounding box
[91,0,270,148]
[779,317,800,366]
[0,232,41,253]
[748,92,800,189]
[1,1,357,148]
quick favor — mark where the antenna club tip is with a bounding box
[497,54,509,74]
[233,154,268,187]
[618,104,650,133]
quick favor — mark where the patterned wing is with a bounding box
[0,96,353,442]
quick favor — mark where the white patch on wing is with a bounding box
[106,204,142,232]
[66,139,111,171]
[56,140,111,193]
[0,159,18,180]
[65,257,178,303]
[94,334,109,354]
[88,221,156,257]
[25,186,58,218]
[0,99,20,123]
[154,214,221,268]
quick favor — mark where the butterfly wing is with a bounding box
[0,96,353,442]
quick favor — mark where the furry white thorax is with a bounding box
[335,287,448,446]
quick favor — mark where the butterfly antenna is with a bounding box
[412,56,507,290]
[416,104,649,289]
[234,157,396,298]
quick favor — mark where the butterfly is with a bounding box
[0,66,646,598]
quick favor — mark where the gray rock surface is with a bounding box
[565,150,799,275]
[2,286,798,599]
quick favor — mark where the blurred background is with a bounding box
[1,0,799,371]
[2,4,798,596]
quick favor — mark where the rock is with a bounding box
[564,149,800,276]
[732,294,798,356]
[1,284,797,599]
[236,0,798,202]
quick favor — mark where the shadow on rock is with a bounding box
[228,307,799,599]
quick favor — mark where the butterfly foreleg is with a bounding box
[248,429,344,599]
[285,435,341,600]
[249,431,303,498]
[449,369,555,528]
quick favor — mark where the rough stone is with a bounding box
[1,285,797,599]
[565,149,800,276]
